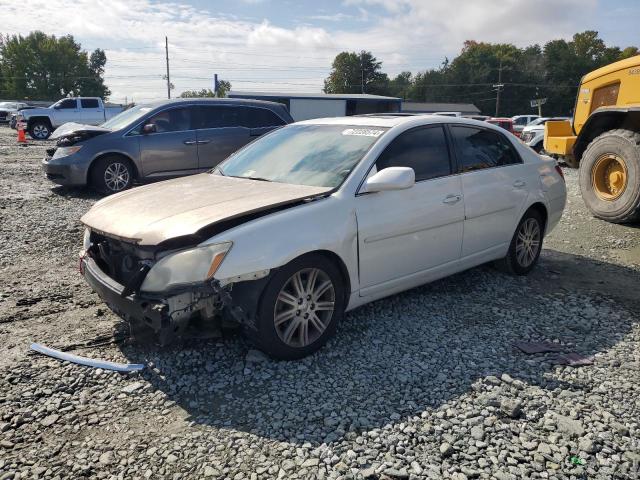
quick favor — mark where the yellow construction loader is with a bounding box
[544,55,640,223]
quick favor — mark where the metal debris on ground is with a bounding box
[30,343,145,372]
[513,341,565,354]
[553,352,595,367]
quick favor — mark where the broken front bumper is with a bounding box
[82,256,170,331]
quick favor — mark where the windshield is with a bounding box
[101,105,153,130]
[217,124,387,188]
[0,102,17,109]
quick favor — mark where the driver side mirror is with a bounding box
[142,123,157,134]
[361,167,415,193]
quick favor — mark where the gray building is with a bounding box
[401,102,481,115]
[228,92,401,121]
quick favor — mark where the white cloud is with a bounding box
[0,0,604,101]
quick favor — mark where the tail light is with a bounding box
[555,164,565,181]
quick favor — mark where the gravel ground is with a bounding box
[0,126,639,480]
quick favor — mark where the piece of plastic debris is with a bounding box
[554,353,595,367]
[30,343,144,372]
[570,456,585,465]
[513,341,564,354]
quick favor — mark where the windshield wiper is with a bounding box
[243,176,272,182]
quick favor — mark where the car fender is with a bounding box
[203,193,360,294]
[86,148,140,183]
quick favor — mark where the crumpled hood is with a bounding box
[81,174,331,245]
[51,122,111,140]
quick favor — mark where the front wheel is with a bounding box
[579,129,640,223]
[90,155,134,194]
[248,254,345,360]
[495,209,544,275]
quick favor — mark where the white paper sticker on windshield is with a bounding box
[342,128,384,137]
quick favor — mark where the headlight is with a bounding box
[83,228,91,251]
[52,146,82,159]
[140,242,232,292]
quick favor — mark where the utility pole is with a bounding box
[493,59,504,117]
[165,36,171,99]
[360,51,365,94]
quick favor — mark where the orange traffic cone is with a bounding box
[17,125,27,144]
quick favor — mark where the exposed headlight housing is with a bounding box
[52,146,82,159]
[140,242,232,293]
[83,228,92,251]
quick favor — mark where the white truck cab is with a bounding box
[21,97,123,139]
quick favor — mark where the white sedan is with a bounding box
[79,115,566,359]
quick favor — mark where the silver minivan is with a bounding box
[43,98,293,193]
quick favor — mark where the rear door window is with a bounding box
[376,125,452,182]
[81,98,99,108]
[195,106,246,129]
[246,108,286,128]
[450,126,521,172]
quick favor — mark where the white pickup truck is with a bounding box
[21,97,124,139]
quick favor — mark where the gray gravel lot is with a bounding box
[0,126,639,480]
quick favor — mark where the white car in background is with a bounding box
[521,117,571,152]
[79,115,567,359]
[0,101,29,124]
[512,114,540,137]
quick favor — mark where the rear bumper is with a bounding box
[81,256,168,331]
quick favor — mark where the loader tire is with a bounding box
[579,129,640,224]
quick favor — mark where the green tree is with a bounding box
[388,71,412,99]
[324,51,389,95]
[0,31,110,100]
[179,80,231,99]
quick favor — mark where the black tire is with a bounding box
[247,253,346,360]
[90,155,134,194]
[495,209,544,275]
[532,142,543,153]
[28,120,51,140]
[579,129,640,223]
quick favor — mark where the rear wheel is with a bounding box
[495,209,544,275]
[248,253,345,360]
[90,155,134,194]
[29,121,51,139]
[579,129,640,223]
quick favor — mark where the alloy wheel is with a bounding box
[33,124,49,139]
[104,162,130,192]
[273,268,335,348]
[515,218,541,268]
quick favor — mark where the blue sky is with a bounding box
[2,0,638,102]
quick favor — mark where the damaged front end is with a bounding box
[81,230,269,345]
[45,123,111,161]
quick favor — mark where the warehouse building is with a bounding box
[228,91,402,121]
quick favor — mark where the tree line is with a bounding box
[324,31,639,117]
[0,31,110,100]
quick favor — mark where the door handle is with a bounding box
[513,180,526,188]
[183,140,197,145]
[196,140,210,145]
[443,194,462,205]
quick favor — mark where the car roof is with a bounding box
[141,97,289,110]
[295,114,500,130]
